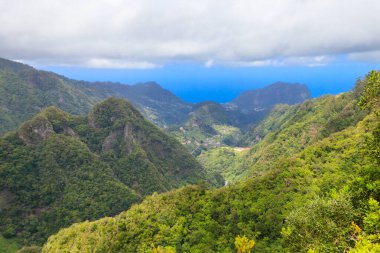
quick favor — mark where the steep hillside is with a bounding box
[42,99,379,252]
[199,89,368,182]
[197,147,250,183]
[82,81,192,126]
[0,98,206,247]
[0,58,191,135]
[0,58,97,135]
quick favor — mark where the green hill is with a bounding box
[170,83,311,153]
[0,58,191,135]
[0,98,206,248]
[198,88,368,182]
[41,73,380,252]
[170,102,243,154]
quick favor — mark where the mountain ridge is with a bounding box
[230,81,311,112]
[0,97,208,246]
[0,57,311,136]
[41,76,379,252]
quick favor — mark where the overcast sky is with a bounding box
[1,0,380,68]
[1,0,380,102]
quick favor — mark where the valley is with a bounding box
[0,58,378,252]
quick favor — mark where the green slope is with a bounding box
[170,101,244,154]
[170,83,312,153]
[199,90,368,183]
[0,98,206,247]
[42,113,379,252]
[41,74,380,252]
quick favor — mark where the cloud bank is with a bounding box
[1,0,380,68]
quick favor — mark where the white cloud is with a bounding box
[348,50,380,62]
[83,58,159,69]
[0,0,380,68]
[204,59,214,68]
[231,56,333,67]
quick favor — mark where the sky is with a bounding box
[1,0,380,102]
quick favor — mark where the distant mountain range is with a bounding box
[230,82,310,112]
[0,57,311,138]
[170,83,311,152]
[0,58,191,134]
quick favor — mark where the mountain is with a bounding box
[170,101,243,155]
[41,74,380,252]
[170,83,311,153]
[198,90,368,183]
[82,81,192,126]
[0,98,207,247]
[230,82,311,113]
[0,58,311,152]
[0,58,191,135]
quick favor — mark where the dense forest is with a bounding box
[40,72,379,252]
[0,57,378,252]
[0,98,209,251]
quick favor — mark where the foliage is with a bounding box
[282,196,354,252]
[42,110,378,252]
[348,234,380,252]
[169,101,244,153]
[152,245,176,253]
[242,92,368,176]
[363,198,380,234]
[0,235,19,253]
[169,83,311,153]
[0,98,207,247]
[41,73,380,252]
[358,70,380,110]
[235,235,255,253]
[199,91,368,183]
[197,147,249,183]
[16,245,42,253]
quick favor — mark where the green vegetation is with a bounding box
[197,147,249,183]
[198,90,368,184]
[0,98,207,248]
[0,235,19,253]
[169,102,244,153]
[0,58,312,156]
[0,58,192,135]
[41,72,380,252]
[168,84,312,153]
[235,235,255,253]
[0,60,98,135]
[1,58,378,252]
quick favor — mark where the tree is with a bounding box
[235,235,255,253]
[151,246,176,253]
[358,70,380,165]
[358,70,380,111]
